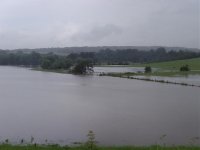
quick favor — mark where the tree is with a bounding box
[145,66,152,73]
[41,58,51,69]
[63,59,72,69]
[72,60,93,74]
[29,51,41,66]
[180,65,190,71]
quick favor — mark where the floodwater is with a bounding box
[133,75,200,87]
[94,66,145,73]
[0,66,199,146]
[94,66,200,86]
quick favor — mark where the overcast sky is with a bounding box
[0,0,199,49]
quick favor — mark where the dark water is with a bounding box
[0,66,199,146]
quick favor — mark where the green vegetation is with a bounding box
[0,51,95,75]
[144,66,152,73]
[72,60,94,74]
[128,57,200,77]
[99,57,200,80]
[0,131,199,150]
[93,48,200,65]
[85,130,97,150]
[144,71,200,77]
[133,57,200,71]
[0,144,67,150]
[180,65,190,71]
[126,70,200,77]
[1,48,200,69]
[0,144,199,150]
[0,48,200,76]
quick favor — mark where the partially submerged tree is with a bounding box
[180,65,190,71]
[72,59,93,74]
[145,66,152,73]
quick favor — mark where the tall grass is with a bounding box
[0,131,199,150]
[0,144,199,150]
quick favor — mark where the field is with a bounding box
[0,145,199,150]
[133,57,200,71]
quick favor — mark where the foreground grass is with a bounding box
[98,146,200,150]
[0,145,199,150]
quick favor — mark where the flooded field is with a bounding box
[0,66,199,145]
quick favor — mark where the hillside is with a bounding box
[136,57,200,70]
[6,46,200,56]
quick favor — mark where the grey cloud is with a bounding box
[0,0,199,49]
[72,24,123,42]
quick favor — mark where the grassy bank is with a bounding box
[106,70,200,77]
[0,144,199,150]
[100,72,200,88]
[98,57,200,70]
[130,57,200,71]
[97,57,200,78]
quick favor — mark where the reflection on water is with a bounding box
[94,66,145,73]
[0,66,199,146]
[94,66,200,86]
[135,75,200,86]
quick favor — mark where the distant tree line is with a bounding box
[66,47,200,65]
[0,51,94,74]
[0,47,199,73]
[0,51,41,66]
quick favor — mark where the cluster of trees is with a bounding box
[40,53,72,70]
[0,51,41,66]
[0,47,199,74]
[94,48,200,64]
[0,51,94,74]
[144,66,152,73]
[180,65,190,71]
[66,47,200,65]
[72,59,93,74]
[40,53,93,74]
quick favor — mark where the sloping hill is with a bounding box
[137,57,200,70]
[11,46,200,55]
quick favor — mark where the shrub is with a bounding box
[72,60,93,74]
[180,65,190,71]
[85,130,97,150]
[145,66,152,73]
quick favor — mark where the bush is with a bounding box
[145,66,152,73]
[72,60,93,74]
[85,130,97,150]
[180,65,190,71]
